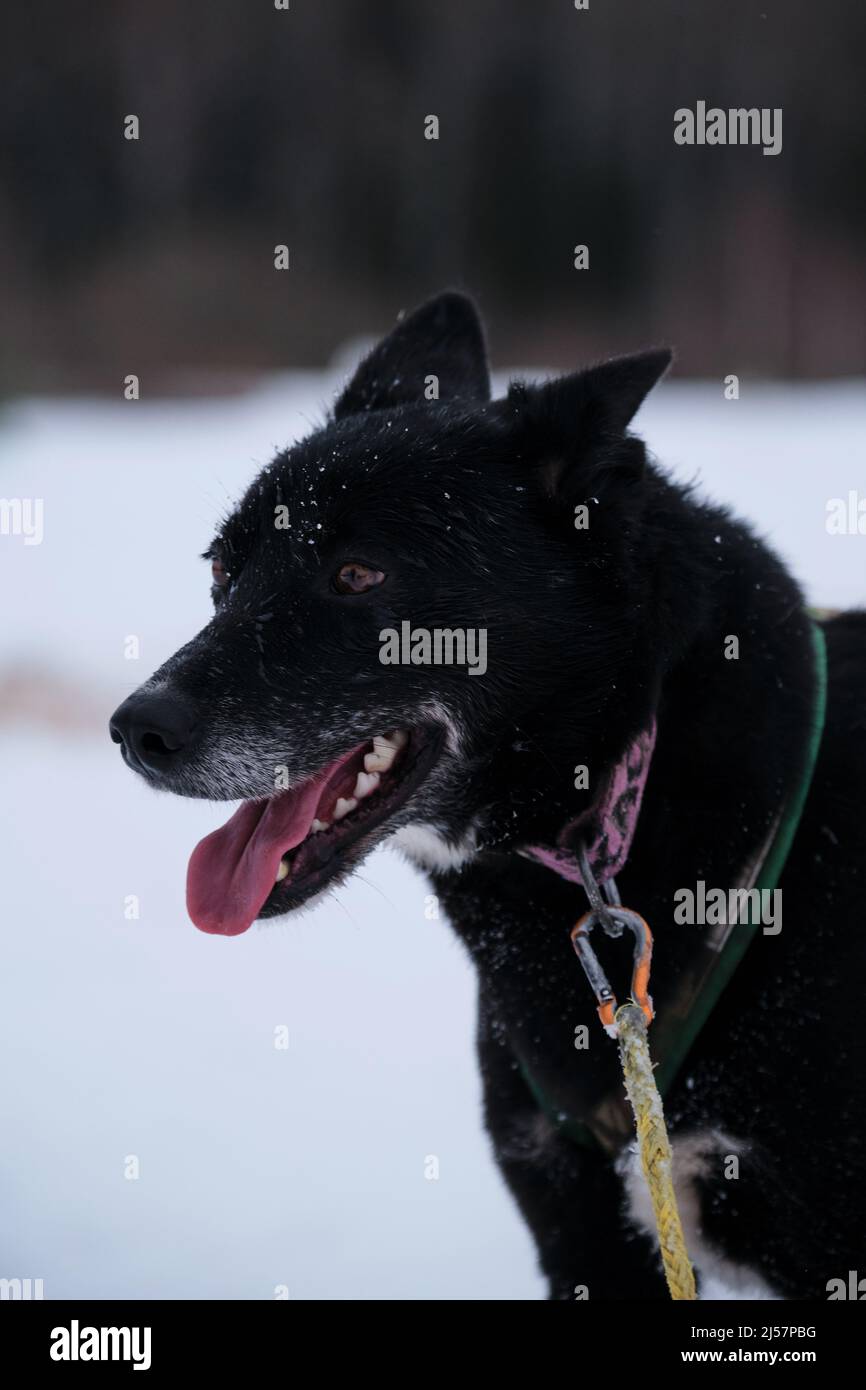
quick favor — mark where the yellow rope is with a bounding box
[616,1002,698,1300]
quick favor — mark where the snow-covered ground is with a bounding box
[0,371,863,1300]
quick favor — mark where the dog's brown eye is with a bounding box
[211,558,230,588]
[333,562,386,595]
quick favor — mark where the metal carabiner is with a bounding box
[571,906,654,1033]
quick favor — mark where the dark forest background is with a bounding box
[1,0,864,390]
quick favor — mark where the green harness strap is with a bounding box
[522,619,829,1149]
[651,619,828,1096]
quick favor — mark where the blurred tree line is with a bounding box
[0,0,864,389]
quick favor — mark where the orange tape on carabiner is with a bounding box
[570,907,654,1032]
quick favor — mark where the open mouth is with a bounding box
[186,727,442,935]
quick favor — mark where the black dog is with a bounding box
[110,293,865,1300]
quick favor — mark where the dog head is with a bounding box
[109,292,670,934]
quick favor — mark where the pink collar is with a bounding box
[522,722,656,887]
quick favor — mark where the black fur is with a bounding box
[111,293,866,1300]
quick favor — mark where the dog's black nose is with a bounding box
[109,692,198,775]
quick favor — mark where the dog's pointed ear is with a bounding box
[575,349,673,433]
[510,349,672,498]
[333,292,490,419]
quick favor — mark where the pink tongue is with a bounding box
[186,746,363,936]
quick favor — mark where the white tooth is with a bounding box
[275,859,289,882]
[334,796,358,820]
[310,818,328,834]
[366,731,408,772]
[371,736,397,760]
[354,770,380,799]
